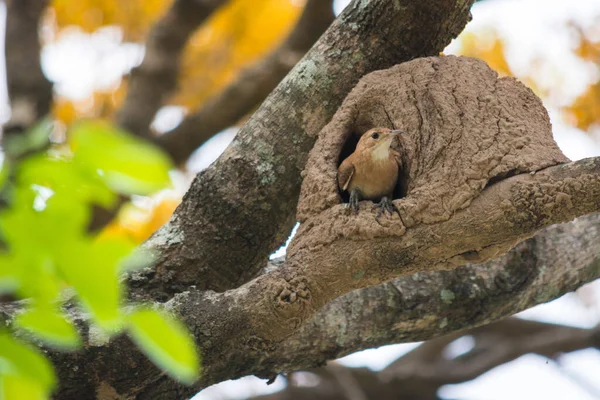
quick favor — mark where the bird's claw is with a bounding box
[348,189,360,215]
[373,197,398,219]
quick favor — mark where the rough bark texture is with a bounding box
[143,0,475,297]
[116,0,230,138]
[4,0,53,134]
[157,0,336,164]
[43,212,600,399]
[155,157,599,363]
[260,213,600,375]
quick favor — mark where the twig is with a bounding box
[156,0,335,163]
[116,0,230,138]
[248,319,600,400]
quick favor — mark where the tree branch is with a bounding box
[143,0,474,296]
[4,0,53,134]
[115,0,230,138]
[251,318,600,400]
[156,0,335,164]
[43,210,600,399]
[158,158,600,369]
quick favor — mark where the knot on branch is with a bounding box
[291,56,568,259]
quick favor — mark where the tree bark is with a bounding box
[41,211,600,399]
[10,0,600,399]
[4,0,53,134]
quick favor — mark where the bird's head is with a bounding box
[356,128,404,154]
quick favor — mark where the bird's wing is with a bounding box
[391,149,403,168]
[337,158,355,192]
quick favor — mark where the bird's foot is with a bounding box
[348,189,361,215]
[373,196,398,219]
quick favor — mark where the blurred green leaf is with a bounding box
[56,236,133,332]
[71,121,173,195]
[0,374,48,400]
[18,154,115,209]
[1,186,89,251]
[127,308,199,384]
[15,307,80,350]
[0,188,86,304]
[0,158,10,194]
[0,254,19,295]
[3,118,52,159]
[0,333,55,393]
[0,117,178,393]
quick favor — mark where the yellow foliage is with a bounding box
[562,22,600,131]
[570,21,600,63]
[102,198,181,243]
[49,0,170,41]
[564,81,600,131]
[457,30,513,77]
[51,98,78,127]
[455,29,549,99]
[48,0,303,124]
[52,85,127,127]
[576,36,600,63]
[173,0,302,109]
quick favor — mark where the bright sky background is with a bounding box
[2,0,600,398]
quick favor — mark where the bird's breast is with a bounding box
[348,153,399,200]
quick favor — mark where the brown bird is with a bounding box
[337,128,404,216]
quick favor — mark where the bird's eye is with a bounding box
[371,132,379,139]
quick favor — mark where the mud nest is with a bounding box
[290,56,568,256]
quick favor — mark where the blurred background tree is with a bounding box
[2,0,600,399]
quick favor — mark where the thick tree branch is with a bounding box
[252,318,600,400]
[43,210,600,399]
[156,0,335,164]
[4,0,53,134]
[115,0,229,137]
[161,158,600,368]
[144,0,474,295]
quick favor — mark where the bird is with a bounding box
[337,127,404,217]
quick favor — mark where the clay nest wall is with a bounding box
[290,56,568,259]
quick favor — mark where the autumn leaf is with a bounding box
[456,30,513,77]
[48,0,304,124]
[564,81,600,131]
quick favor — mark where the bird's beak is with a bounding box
[390,129,404,135]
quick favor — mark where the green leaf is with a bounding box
[0,158,10,194]
[15,307,80,350]
[0,255,19,295]
[0,374,48,400]
[0,186,89,252]
[71,121,173,195]
[127,308,199,384]
[56,237,128,333]
[0,188,86,304]
[0,333,55,393]
[18,154,115,209]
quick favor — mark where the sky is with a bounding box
[2,0,600,398]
